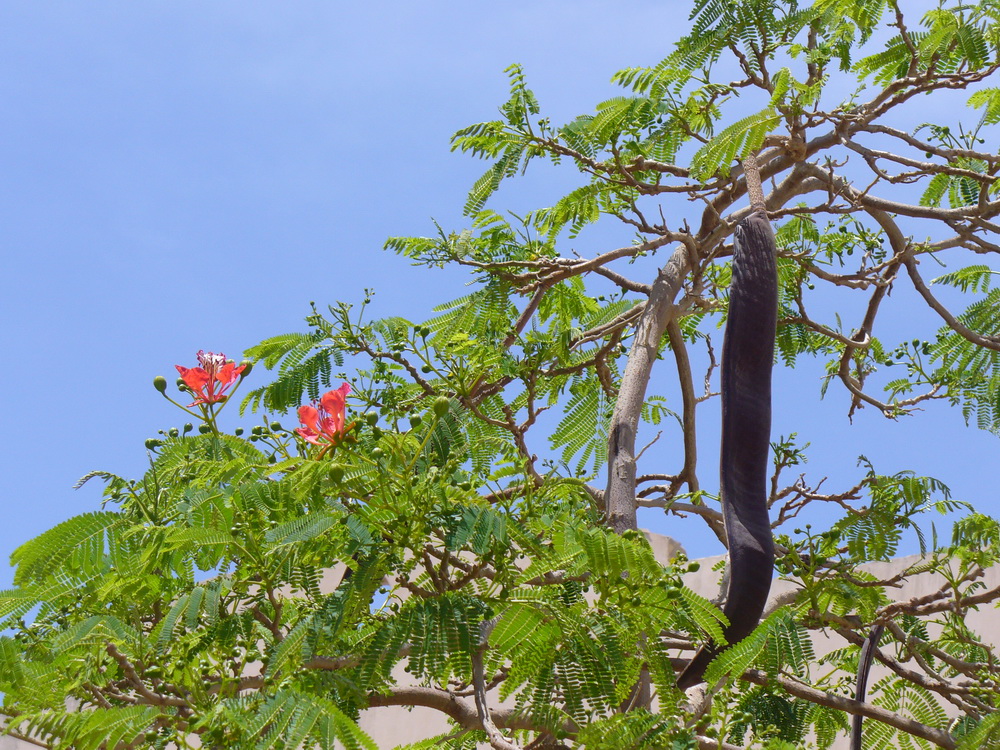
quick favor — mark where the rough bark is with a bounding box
[604,245,693,533]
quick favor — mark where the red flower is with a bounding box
[175,350,246,406]
[296,383,352,445]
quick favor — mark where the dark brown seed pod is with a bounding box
[676,208,777,689]
[850,623,885,749]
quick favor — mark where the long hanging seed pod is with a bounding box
[850,623,885,749]
[677,153,777,689]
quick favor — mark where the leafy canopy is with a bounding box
[4,2,1000,748]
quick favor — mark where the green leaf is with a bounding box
[690,107,780,180]
[11,511,122,585]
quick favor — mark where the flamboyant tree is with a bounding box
[3,1,1000,748]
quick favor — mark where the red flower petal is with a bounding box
[216,362,244,388]
[320,383,351,414]
[295,426,321,444]
[298,404,320,432]
[321,384,350,436]
[176,365,210,392]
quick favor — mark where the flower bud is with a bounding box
[176,377,188,390]
[198,424,211,434]
[153,376,168,393]
[145,438,162,450]
[409,414,422,429]
[234,427,244,436]
[329,465,345,484]
[240,360,253,377]
[433,397,450,417]
[365,412,379,426]
[270,421,282,431]
[168,428,179,438]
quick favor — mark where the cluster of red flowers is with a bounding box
[296,382,352,445]
[173,351,352,450]
[175,350,246,406]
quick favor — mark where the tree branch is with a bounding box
[604,245,693,533]
[741,670,957,749]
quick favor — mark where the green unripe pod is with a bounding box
[432,396,450,417]
[153,375,168,393]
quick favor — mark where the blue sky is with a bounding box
[0,1,996,585]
